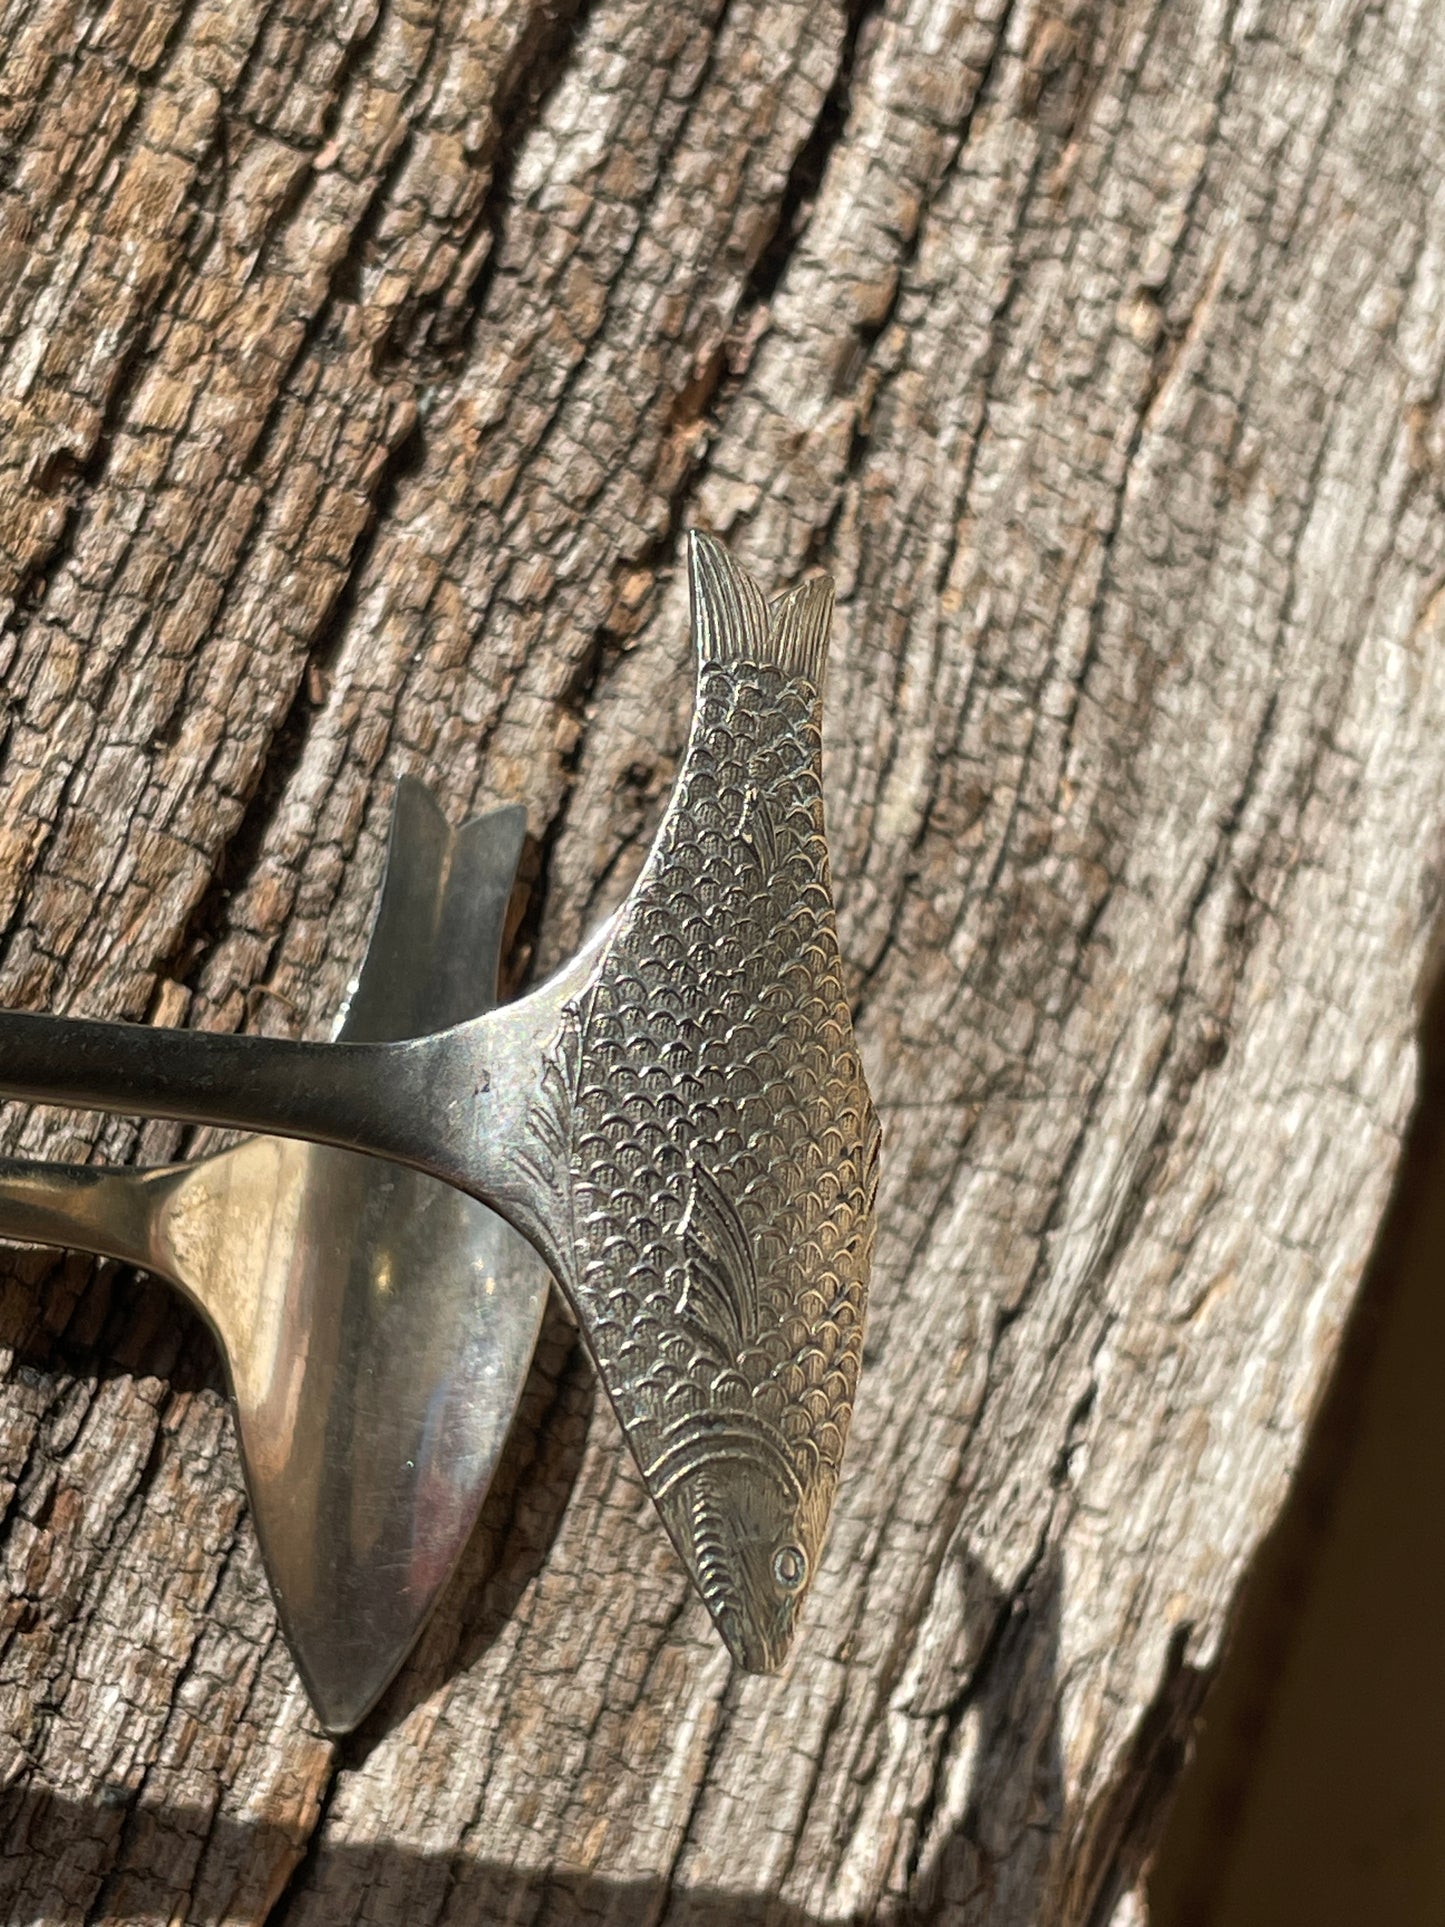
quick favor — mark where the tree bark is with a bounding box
[0,0,1440,1919]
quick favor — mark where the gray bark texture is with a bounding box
[0,0,1440,1919]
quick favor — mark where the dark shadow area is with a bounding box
[1063,1626,1211,1927]
[1152,973,1445,1926]
[0,1241,228,1400]
[0,1796,834,1927]
[895,1548,1064,1927]
[0,1539,1067,1925]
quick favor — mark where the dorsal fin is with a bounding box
[678,1163,760,1360]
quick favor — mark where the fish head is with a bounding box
[649,1412,828,1673]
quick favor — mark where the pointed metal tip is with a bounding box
[712,1606,794,1677]
[296,1645,407,1737]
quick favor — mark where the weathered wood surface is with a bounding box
[0,0,1441,1919]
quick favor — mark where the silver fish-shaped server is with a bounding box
[0,532,881,1673]
[521,535,881,1668]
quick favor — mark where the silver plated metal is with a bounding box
[0,781,549,1731]
[0,533,881,1672]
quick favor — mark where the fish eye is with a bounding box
[772,1543,807,1592]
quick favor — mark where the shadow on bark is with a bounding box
[0,1546,1067,1925]
[1150,968,1445,1924]
[0,1246,229,1398]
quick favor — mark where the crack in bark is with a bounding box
[1066,1625,1211,1927]
[157,408,428,1007]
[415,0,601,360]
[736,0,882,323]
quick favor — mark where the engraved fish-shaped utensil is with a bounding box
[521,537,881,1669]
[0,533,880,1672]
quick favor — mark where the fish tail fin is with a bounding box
[689,530,769,663]
[766,574,834,686]
[687,530,836,685]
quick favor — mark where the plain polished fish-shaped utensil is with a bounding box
[0,781,550,1731]
[0,532,881,1673]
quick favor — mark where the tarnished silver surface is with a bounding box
[0,782,550,1731]
[0,533,881,1672]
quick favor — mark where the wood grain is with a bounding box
[2,0,1442,1918]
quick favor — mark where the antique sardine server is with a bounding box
[0,533,881,1672]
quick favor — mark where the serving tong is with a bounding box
[0,534,881,1679]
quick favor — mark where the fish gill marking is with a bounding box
[644,1408,803,1505]
[689,1499,741,1622]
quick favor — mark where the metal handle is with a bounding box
[0,1009,433,1164]
[0,1156,161,1274]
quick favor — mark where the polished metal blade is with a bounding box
[0,782,550,1731]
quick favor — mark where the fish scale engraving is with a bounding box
[531,532,881,1672]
